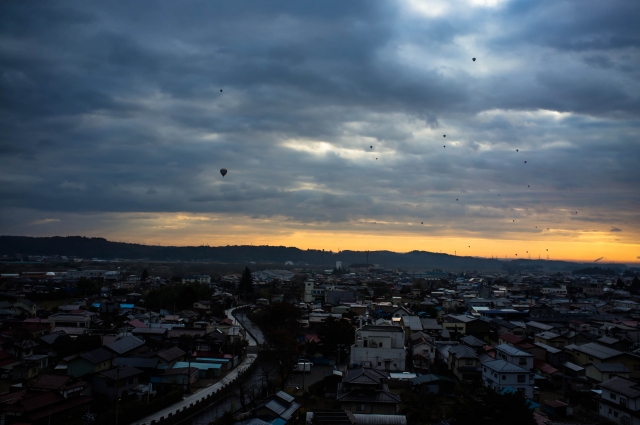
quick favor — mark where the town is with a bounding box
[1,255,640,425]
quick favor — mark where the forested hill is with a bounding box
[0,236,627,272]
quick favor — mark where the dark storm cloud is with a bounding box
[0,0,639,242]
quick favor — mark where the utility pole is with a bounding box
[115,364,123,425]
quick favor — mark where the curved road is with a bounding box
[130,307,259,425]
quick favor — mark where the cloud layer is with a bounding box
[1,0,639,261]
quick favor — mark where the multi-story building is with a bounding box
[350,325,406,371]
[597,376,640,424]
[482,359,534,398]
[494,344,534,370]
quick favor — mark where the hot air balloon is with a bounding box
[443,135,446,138]
[370,146,373,149]
[472,58,476,62]
[220,89,223,92]
[421,222,423,224]
[528,185,530,188]
[220,168,227,177]
[456,199,458,201]
[516,149,519,152]
[444,145,446,148]
[524,161,527,164]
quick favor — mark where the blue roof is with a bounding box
[120,303,134,309]
[91,303,101,308]
[173,362,221,370]
[269,419,287,425]
[195,357,230,363]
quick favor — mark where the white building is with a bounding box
[350,324,406,372]
[597,376,640,424]
[482,359,534,398]
[541,286,567,295]
[181,275,211,284]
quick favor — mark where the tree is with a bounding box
[77,277,99,297]
[141,269,149,282]
[253,302,301,388]
[616,278,625,289]
[631,276,640,295]
[317,317,355,358]
[238,266,254,300]
[452,388,536,425]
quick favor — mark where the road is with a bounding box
[131,307,259,425]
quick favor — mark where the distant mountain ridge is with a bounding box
[0,235,628,272]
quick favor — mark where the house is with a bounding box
[105,336,147,356]
[350,325,406,372]
[586,363,631,384]
[499,332,524,347]
[535,332,568,349]
[252,390,301,422]
[0,389,92,424]
[409,332,436,372]
[66,347,113,378]
[482,359,535,398]
[400,316,424,342]
[597,376,640,425]
[447,345,481,385]
[155,346,186,368]
[494,344,534,370]
[30,374,88,398]
[410,374,455,395]
[492,319,525,338]
[336,368,401,414]
[195,330,229,354]
[153,367,199,391]
[92,366,144,400]
[442,315,490,340]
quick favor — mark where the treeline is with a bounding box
[572,267,618,276]
[0,236,631,272]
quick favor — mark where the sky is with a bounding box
[1,0,639,263]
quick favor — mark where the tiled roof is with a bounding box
[495,344,533,357]
[343,368,388,385]
[97,365,143,381]
[565,342,622,359]
[449,345,478,359]
[31,374,71,390]
[590,363,630,373]
[79,347,112,364]
[499,333,524,345]
[157,346,186,362]
[534,359,558,375]
[482,359,528,373]
[105,336,145,355]
[599,376,640,399]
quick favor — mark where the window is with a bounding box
[379,342,383,348]
[519,358,527,365]
[622,415,630,424]
[465,359,473,366]
[357,404,365,412]
[502,375,506,380]
[518,375,526,383]
[378,362,381,366]
[589,357,593,361]
[484,367,487,372]
[610,393,617,400]
[620,398,627,407]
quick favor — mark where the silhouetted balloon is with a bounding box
[376,158,378,160]
[444,145,446,148]
[456,199,458,201]
[220,89,223,92]
[220,168,227,177]
[421,222,423,224]
[472,58,476,62]
[443,135,446,137]
[516,149,519,152]
[513,220,515,222]
[528,185,530,187]
[524,161,527,164]
[468,246,470,248]
[370,146,373,149]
